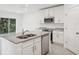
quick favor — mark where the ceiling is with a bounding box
[0,4,58,14]
[0,4,25,13]
[25,4,58,13]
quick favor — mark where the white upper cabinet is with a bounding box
[40,8,54,23]
[54,5,64,23]
[40,9,49,23]
[48,8,54,17]
[41,8,54,18]
[43,9,49,18]
[39,10,45,23]
[40,5,64,23]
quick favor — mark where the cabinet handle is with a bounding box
[76,32,79,35]
[33,47,34,53]
[33,46,36,54]
[65,13,68,16]
[35,46,36,50]
[57,34,59,38]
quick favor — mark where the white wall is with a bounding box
[0,10,23,55]
[64,4,79,54]
[22,11,43,30]
[0,10,23,33]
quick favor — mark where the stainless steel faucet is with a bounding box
[22,29,29,35]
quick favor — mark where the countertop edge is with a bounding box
[3,32,49,44]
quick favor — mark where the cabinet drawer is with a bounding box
[16,49,22,55]
[23,40,33,48]
[16,43,22,47]
[34,37,41,43]
[15,43,22,55]
[23,45,33,55]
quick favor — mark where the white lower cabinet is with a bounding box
[1,36,48,55]
[16,43,22,55]
[22,40,33,55]
[53,30,64,44]
[22,37,41,55]
[23,45,33,55]
[34,41,41,55]
[1,37,41,55]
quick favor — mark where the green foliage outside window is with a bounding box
[0,18,16,34]
[10,19,16,32]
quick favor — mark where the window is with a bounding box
[0,18,16,34]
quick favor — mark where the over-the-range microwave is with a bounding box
[44,17,54,23]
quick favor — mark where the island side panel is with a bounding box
[1,37,17,55]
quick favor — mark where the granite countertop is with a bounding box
[2,31,49,44]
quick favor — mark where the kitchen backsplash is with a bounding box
[40,23,64,28]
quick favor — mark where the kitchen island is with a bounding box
[0,31,50,55]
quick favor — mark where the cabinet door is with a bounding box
[34,42,41,55]
[34,37,41,55]
[48,8,54,17]
[16,43,22,55]
[53,31,64,44]
[23,40,33,55]
[40,10,45,23]
[58,32,64,44]
[34,41,41,55]
[54,6,64,23]
[23,45,33,55]
[42,9,49,18]
[53,31,58,43]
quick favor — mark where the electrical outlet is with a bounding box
[65,13,68,16]
[65,41,68,43]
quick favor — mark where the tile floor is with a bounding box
[48,42,75,55]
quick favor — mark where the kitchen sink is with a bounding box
[16,34,36,39]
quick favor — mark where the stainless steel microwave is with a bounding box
[44,17,54,23]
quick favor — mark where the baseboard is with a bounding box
[65,48,77,55]
[53,42,64,47]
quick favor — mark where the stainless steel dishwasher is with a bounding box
[41,34,49,55]
[42,29,53,43]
